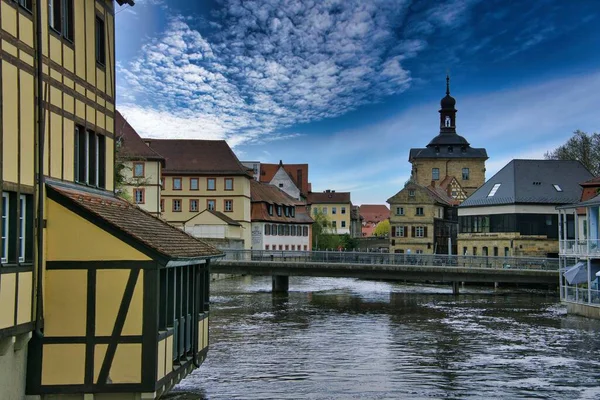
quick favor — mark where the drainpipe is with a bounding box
[34,0,46,335]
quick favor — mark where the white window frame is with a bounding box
[2,193,8,263]
[396,207,404,216]
[134,163,144,178]
[341,221,346,228]
[415,226,425,237]
[332,207,337,214]
[225,200,233,212]
[396,226,405,237]
[416,207,424,216]
[322,207,328,215]
[341,207,346,214]
[19,195,26,262]
[190,200,198,212]
[134,189,144,204]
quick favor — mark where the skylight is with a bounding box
[487,183,501,197]
[553,184,563,192]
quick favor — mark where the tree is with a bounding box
[373,219,390,237]
[311,210,336,249]
[544,130,600,176]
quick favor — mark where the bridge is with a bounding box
[211,250,559,294]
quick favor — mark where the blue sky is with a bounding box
[115,0,600,205]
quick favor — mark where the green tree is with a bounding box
[312,210,336,249]
[544,130,600,176]
[373,219,390,237]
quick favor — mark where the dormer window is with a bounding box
[291,207,295,217]
[268,204,273,216]
[284,206,290,217]
[277,206,282,216]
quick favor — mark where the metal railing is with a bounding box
[560,239,600,256]
[563,285,600,306]
[217,250,559,271]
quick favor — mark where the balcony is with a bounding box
[559,239,600,257]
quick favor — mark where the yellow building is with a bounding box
[308,190,352,235]
[146,139,254,249]
[116,110,164,216]
[0,1,222,398]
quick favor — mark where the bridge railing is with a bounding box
[217,250,559,271]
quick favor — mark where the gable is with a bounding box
[186,211,230,226]
[387,184,435,205]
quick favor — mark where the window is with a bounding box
[18,196,25,263]
[322,207,328,215]
[285,245,289,251]
[134,188,145,204]
[341,207,346,214]
[408,190,415,197]
[74,127,105,188]
[277,206,282,216]
[190,199,198,212]
[303,226,308,236]
[207,199,216,211]
[432,168,439,181]
[482,247,488,256]
[95,15,106,66]
[207,178,216,191]
[291,245,295,251]
[304,245,308,251]
[313,208,318,215]
[284,225,290,236]
[225,178,233,191]
[284,207,290,217]
[18,0,33,12]
[172,199,182,212]
[332,207,337,214]
[332,221,337,228]
[49,0,73,41]
[553,184,563,192]
[341,221,346,228]
[472,247,477,256]
[394,226,405,237]
[265,225,270,235]
[396,207,404,216]
[462,168,470,180]
[279,183,284,188]
[224,200,233,212]
[463,247,467,255]
[2,193,8,263]
[268,204,273,216]
[133,162,145,178]
[49,0,61,32]
[416,250,424,254]
[493,247,498,257]
[488,183,501,197]
[416,207,424,216]
[278,225,284,236]
[279,245,283,250]
[173,178,182,190]
[504,247,510,257]
[190,178,199,191]
[291,207,295,217]
[265,245,270,250]
[415,226,425,237]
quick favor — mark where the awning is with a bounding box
[564,261,600,285]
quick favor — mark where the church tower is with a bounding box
[408,76,488,198]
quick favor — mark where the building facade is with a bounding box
[147,139,253,249]
[409,76,487,198]
[250,180,313,251]
[458,160,593,257]
[0,1,222,399]
[558,193,600,319]
[359,204,390,237]
[387,182,458,254]
[308,190,352,235]
[116,110,164,215]
[257,161,310,201]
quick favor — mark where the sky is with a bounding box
[115,0,600,206]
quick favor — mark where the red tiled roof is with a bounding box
[307,191,351,204]
[359,204,389,224]
[426,185,459,206]
[144,139,252,176]
[116,111,165,162]
[250,180,313,223]
[259,162,310,196]
[47,180,222,261]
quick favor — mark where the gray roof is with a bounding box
[459,160,594,208]
[409,146,488,161]
[558,193,600,209]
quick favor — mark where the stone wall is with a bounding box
[0,333,30,400]
[566,302,600,319]
[457,232,559,257]
[412,158,486,196]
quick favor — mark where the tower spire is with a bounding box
[446,74,450,95]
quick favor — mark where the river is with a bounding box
[165,276,600,399]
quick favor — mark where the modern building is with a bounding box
[0,1,222,399]
[250,180,313,251]
[115,110,165,215]
[147,139,254,249]
[409,76,488,198]
[576,177,600,239]
[558,191,600,319]
[458,160,593,257]
[257,161,311,201]
[387,181,459,254]
[308,190,352,235]
[359,204,390,237]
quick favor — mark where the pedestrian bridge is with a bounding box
[211,250,559,294]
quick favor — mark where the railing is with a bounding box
[217,250,559,271]
[560,239,600,256]
[563,285,600,306]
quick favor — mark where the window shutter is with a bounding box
[411,226,415,237]
[404,226,408,237]
[424,227,428,237]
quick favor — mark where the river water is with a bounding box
[166,276,600,399]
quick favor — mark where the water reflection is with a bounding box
[165,276,600,400]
